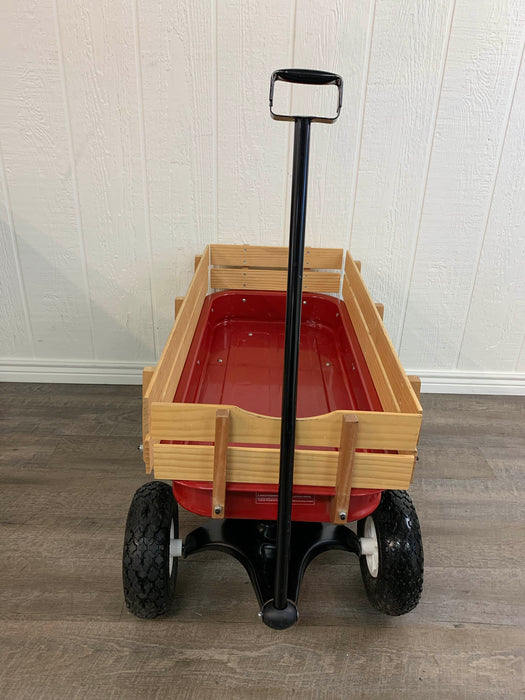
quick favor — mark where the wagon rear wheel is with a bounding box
[122,481,179,619]
[357,490,423,615]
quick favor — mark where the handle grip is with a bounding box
[269,68,343,123]
[272,68,342,86]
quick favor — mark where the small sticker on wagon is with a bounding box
[255,493,315,505]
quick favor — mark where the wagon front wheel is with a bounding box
[122,481,179,619]
[357,490,423,615]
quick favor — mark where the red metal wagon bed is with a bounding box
[168,287,384,523]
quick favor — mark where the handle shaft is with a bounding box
[273,117,311,610]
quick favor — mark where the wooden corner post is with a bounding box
[175,297,184,318]
[142,367,155,472]
[212,408,230,518]
[408,375,421,400]
[330,413,359,524]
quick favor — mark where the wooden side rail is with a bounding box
[344,252,422,415]
[210,268,340,293]
[142,247,210,471]
[342,276,399,413]
[210,244,343,294]
[149,403,421,452]
[210,244,343,269]
[152,443,415,491]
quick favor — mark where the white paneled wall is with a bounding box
[0,0,524,393]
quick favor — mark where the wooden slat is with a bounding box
[342,276,399,413]
[330,414,358,524]
[210,268,341,293]
[161,259,209,404]
[375,302,384,320]
[150,402,421,452]
[194,255,202,271]
[212,409,229,519]
[143,247,210,470]
[174,297,184,318]
[355,260,361,272]
[153,443,415,490]
[345,252,422,414]
[210,244,343,269]
[147,247,209,406]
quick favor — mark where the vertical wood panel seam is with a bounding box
[282,0,299,245]
[346,0,376,251]
[132,0,158,359]
[0,140,35,356]
[212,0,219,245]
[517,335,525,372]
[454,35,525,369]
[397,0,456,354]
[52,0,96,359]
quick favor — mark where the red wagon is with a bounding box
[123,70,424,628]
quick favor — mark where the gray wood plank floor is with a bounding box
[0,383,524,699]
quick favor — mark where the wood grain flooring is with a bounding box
[0,383,524,699]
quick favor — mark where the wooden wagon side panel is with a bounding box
[152,443,415,491]
[143,245,422,491]
[149,403,421,451]
[341,276,399,413]
[210,268,341,293]
[142,247,210,470]
[210,244,343,269]
[344,252,422,415]
[209,244,343,294]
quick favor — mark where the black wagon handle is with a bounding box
[269,68,343,123]
[261,69,344,629]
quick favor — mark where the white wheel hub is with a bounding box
[169,520,183,574]
[360,516,379,578]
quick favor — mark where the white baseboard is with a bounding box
[0,360,524,395]
[0,359,146,385]
[408,369,525,395]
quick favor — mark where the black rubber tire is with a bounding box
[122,481,178,619]
[357,490,423,616]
